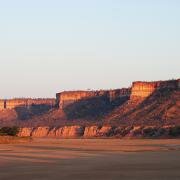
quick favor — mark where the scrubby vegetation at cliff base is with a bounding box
[0,126,19,136]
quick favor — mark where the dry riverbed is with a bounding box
[0,139,180,180]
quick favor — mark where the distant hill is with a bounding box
[0,79,179,127]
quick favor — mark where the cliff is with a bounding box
[18,127,34,137]
[0,98,55,110]
[108,88,131,101]
[130,79,179,100]
[56,80,179,112]
[48,126,84,138]
[105,79,180,125]
[0,100,5,109]
[18,125,180,138]
[0,78,179,128]
[0,98,56,122]
[56,89,131,109]
[84,126,113,137]
[56,91,98,109]
[130,82,158,100]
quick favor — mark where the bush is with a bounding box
[0,127,19,136]
[142,127,158,137]
[169,126,180,137]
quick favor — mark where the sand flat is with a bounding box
[0,139,180,180]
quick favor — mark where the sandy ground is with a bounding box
[0,139,180,180]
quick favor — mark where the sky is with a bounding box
[0,0,179,98]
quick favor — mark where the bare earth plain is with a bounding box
[0,139,180,180]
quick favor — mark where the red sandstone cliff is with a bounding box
[0,98,55,110]
[105,79,180,125]
[17,126,117,138]
[56,89,130,109]
[17,125,180,138]
[0,79,179,127]
[130,80,179,100]
[18,127,34,137]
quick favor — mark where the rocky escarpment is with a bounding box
[56,89,130,109]
[56,80,179,111]
[48,126,84,138]
[84,126,113,137]
[130,79,179,100]
[0,98,56,121]
[18,127,34,137]
[0,79,179,127]
[0,98,55,110]
[18,125,180,138]
[105,79,180,125]
[18,126,84,138]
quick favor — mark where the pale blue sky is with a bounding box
[0,0,179,98]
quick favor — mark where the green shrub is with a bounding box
[169,126,180,137]
[0,127,19,136]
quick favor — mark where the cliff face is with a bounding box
[130,80,179,100]
[0,99,55,110]
[108,88,131,101]
[0,100,5,109]
[56,80,179,112]
[56,80,179,110]
[56,89,131,109]
[18,125,180,138]
[84,126,100,137]
[84,126,113,137]
[31,127,50,138]
[48,126,84,138]
[0,79,179,127]
[106,79,180,125]
[130,82,158,100]
[19,126,84,138]
[0,99,56,122]
[6,99,27,109]
[56,91,97,109]
[18,127,34,137]
[17,126,115,138]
